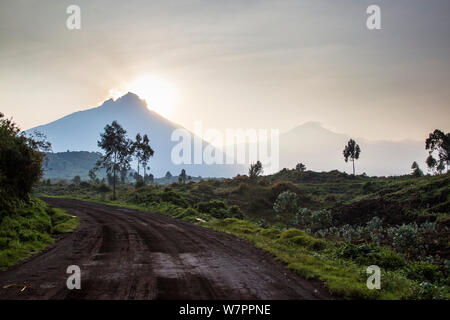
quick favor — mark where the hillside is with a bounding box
[43,151,104,180]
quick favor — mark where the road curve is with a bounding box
[0,198,330,300]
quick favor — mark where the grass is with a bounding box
[208,218,425,299]
[0,198,79,270]
[33,171,450,299]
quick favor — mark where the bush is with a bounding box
[273,191,299,216]
[97,184,111,193]
[160,189,188,207]
[195,200,243,219]
[405,261,442,283]
[295,208,332,231]
[337,243,406,270]
[388,223,420,254]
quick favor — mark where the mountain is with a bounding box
[27,93,245,178]
[27,93,429,178]
[279,122,428,176]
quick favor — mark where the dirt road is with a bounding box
[0,198,330,300]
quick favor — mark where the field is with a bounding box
[34,170,450,299]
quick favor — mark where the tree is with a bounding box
[343,139,361,175]
[88,169,97,183]
[0,112,51,207]
[425,129,449,173]
[411,161,423,177]
[133,133,143,175]
[96,121,132,199]
[72,175,81,185]
[273,191,299,217]
[249,160,263,180]
[179,169,187,184]
[295,163,306,172]
[133,133,154,185]
[165,171,172,179]
[144,173,154,184]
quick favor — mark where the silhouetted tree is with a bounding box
[295,163,307,172]
[165,171,172,179]
[343,139,361,175]
[144,173,154,184]
[133,134,154,185]
[179,169,187,184]
[425,129,449,173]
[96,121,132,199]
[88,169,97,183]
[411,161,423,177]
[72,175,81,185]
[249,161,263,180]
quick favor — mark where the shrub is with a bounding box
[295,208,332,231]
[405,261,442,283]
[388,223,420,254]
[196,200,229,219]
[273,191,299,216]
[337,243,406,270]
[161,189,188,207]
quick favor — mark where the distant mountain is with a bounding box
[28,93,429,178]
[279,122,428,176]
[27,93,245,178]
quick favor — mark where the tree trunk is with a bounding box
[113,167,116,200]
[143,165,146,186]
[352,159,355,176]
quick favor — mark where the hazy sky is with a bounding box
[1,0,449,141]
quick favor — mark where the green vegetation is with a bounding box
[43,151,106,181]
[0,199,78,269]
[35,169,450,299]
[0,112,79,270]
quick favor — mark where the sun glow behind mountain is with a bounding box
[109,75,178,118]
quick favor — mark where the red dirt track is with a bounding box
[0,198,330,300]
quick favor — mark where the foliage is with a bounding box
[343,139,361,175]
[248,160,263,180]
[425,129,449,173]
[0,112,50,210]
[273,191,299,217]
[96,121,133,199]
[0,199,78,269]
[295,163,307,172]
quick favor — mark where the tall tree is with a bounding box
[411,161,423,177]
[249,160,263,180]
[295,163,307,172]
[88,169,97,183]
[133,133,154,185]
[425,129,449,173]
[133,133,143,176]
[179,169,187,183]
[96,121,132,199]
[343,139,361,175]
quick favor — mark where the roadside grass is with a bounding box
[208,218,423,300]
[36,193,443,299]
[0,198,79,270]
[33,172,449,299]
